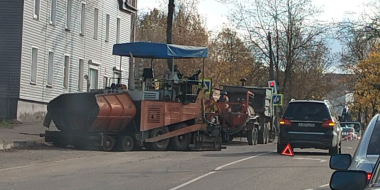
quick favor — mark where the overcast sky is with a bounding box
[138,0,373,72]
[139,0,371,30]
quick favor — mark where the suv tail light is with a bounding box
[280,118,292,126]
[322,119,334,127]
[368,173,372,180]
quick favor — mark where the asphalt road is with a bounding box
[0,139,359,190]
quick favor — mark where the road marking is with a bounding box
[294,157,327,163]
[0,157,83,172]
[169,171,216,190]
[319,183,329,187]
[169,152,270,190]
[343,147,353,149]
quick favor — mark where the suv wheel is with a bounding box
[277,143,286,154]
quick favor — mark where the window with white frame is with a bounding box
[94,8,99,39]
[113,72,120,84]
[89,68,98,90]
[31,48,38,83]
[63,55,70,89]
[47,51,54,86]
[34,0,40,19]
[50,0,56,25]
[105,14,110,42]
[66,0,72,29]
[116,18,121,43]
[80,3,86,35]
[78,59,84,91]
[127,0,137,9]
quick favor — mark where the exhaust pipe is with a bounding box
[240,78,247,86]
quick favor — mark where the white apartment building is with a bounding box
[0,0,137,122]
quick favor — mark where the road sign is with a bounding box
[203,79,212,95]
[273,94,283,106]
[282,144,294,156]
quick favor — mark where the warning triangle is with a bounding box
[281,144,294,156]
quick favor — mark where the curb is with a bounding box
[0,140,43,151]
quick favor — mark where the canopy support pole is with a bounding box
[171,58,175,101]
[129,53,135,90]
[119,56,122,85]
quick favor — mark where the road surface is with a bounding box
[0,140,358,190]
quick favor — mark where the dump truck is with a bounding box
[41,42,222,152]
[206,79,276,145]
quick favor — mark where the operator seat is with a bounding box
[142,68,154,89]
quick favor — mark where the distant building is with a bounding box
[322,74,355,120]
[0,0,137,122]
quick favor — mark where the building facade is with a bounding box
[0,0,137,122]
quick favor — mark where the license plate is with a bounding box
[298,123,315,127]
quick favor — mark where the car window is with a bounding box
[283,102,330,121]
[367,122,380,155]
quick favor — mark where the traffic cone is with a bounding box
[282,143,294,156]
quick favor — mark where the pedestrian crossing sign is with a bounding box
[273,94,283,106]
[203,79,212,95]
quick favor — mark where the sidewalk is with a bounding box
[0,121,48,150]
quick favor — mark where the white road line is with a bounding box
[294,157,327,163]
[215,152,269,171]
[169,172,216,190]
[319,183,329,188]
[169,152,270,190]
[0,157,83,172]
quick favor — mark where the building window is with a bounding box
[116,18,121,43]
[66,0,72,30]
[78,59,84,91]
[127,0,137,9]
[80,3,86,35]
[94,8,99,39]
[31,48,38,83]
[113,72,120,84]
[50,0,56,25]
[64,55,70,89]
[105,14,110,42]
[47,51,54,86]
[89,68,98,90]
[103,76,108,88]
[34,0,40,19]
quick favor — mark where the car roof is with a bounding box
[289,100,325,104]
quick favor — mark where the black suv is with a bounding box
[277,100,342,155]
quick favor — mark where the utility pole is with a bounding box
[268,32,274,81]
[166,0,175,70]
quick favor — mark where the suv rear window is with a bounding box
[367,122,380,155]
[283,102,331,121]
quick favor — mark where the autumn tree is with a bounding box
[352,47,380,124]
[207,28,266,87]
[136,0,208,79]
[334,0,380,123]
[219,0,331,103]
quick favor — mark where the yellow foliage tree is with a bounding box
[353,47,380,124]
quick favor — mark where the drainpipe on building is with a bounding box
[128,13,136,90]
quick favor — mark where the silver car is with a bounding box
[329,114,380,189]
